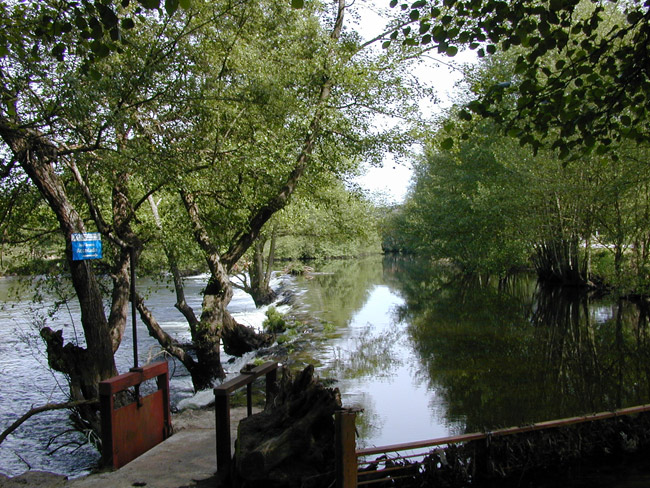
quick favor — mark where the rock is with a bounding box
[233,365,341,488]
[176,389,215,411]
[0,471,68,488]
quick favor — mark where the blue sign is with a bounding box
[71,233,103,261]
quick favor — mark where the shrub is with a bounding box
[263,306,286,333]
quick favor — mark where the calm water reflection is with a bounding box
[3,255,650,479]
[293,255,650,449]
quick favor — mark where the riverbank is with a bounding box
[0,406,248,488]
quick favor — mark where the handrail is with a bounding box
[337,403,650,488]
[356,403,650,458]
[213,361,279,476]
[214,360,279,395]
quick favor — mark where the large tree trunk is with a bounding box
[0,119,121,434]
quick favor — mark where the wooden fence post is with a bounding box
[335,409,358,488]
[214,392,231,475]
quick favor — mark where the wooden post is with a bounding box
[265,367,278,405]
[214,392,231,475]
[246,383,253,417]
[335,409,358,488]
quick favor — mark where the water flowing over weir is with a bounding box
[3,255,650,483]
[0,273,287,477]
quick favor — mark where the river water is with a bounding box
[2,255,650,481]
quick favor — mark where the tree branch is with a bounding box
[0,399,99,447]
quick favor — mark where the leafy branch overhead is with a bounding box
[0,0,190,71]
[387,0,650,157]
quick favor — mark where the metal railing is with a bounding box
[335,403,650,488]
[213,361,279,475]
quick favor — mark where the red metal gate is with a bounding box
[99,361,171,469]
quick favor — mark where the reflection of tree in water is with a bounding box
[390,258,650,432]
[295,257,384,329]
[328,327,403,380]
[345,392,382,446]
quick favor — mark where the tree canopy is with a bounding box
[387,0,650,156]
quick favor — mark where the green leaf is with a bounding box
[291,0,304,8]
[467,100,484,114]
[390,0,398,7]
[446,45,458,57]
[165,0,179,15]
[88,68,102,81]
[0,45,8,58]
[137,0,160,8]
[121,18,135,30]
[179,0,191,7]
[459,109,472,121]
[382,41,391,49]
[440,137,454,150]
[409,9,420,21]
[51,43,66,61]
[90,40,110,57]
[97,4,119,27]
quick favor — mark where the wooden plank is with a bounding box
[214,361,278,395]
[215,393,231,474]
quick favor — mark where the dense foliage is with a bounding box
[385,47,650,291]
[380,0,650,293]
[388,0,650,157]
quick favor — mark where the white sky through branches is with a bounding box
[351,0,473,204]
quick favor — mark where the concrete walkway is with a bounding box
[0,407,251,488]
[74,407,252,488]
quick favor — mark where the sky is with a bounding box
[350,0,473,204]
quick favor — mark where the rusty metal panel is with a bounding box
[99,361,171,469]
[111,389,166,468]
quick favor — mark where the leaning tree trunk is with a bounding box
[0,120,120,434]
[182,191,273,388]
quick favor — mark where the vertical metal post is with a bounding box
[215,392,232,475]
[130,247,138,370]
[335,409,358,488]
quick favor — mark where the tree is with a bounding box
[387,0,650,156]
[1,0,429,445]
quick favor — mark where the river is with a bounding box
[2,255,650,482]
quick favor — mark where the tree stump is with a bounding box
[234,365,341,488]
